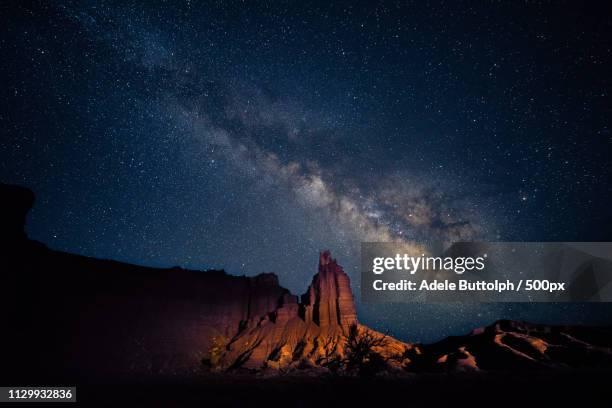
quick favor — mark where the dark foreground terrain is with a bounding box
[75,370,610,407]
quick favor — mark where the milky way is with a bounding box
[2,1,611,342]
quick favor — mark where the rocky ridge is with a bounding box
[2,182,612,382]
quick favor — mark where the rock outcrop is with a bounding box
[2,182,612,383]
[412,319,612,372]
[0,183,409,380]
[213,250,408,371]
[303,251,357,329]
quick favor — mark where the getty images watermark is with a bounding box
[361,242,612,302]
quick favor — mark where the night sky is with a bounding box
[2,1,612,342]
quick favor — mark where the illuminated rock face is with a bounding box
[302,250,357,329]
[215,250,375,370]
[212,250,412,371]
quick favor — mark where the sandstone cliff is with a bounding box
[2,182,612,383]
[0,183,409,380]
[213,250,409,371]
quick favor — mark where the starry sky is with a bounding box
[2,1,612,342]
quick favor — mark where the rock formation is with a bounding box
[213,250,408,371]
[1,182,612,383]
[418,319,612,372]
[303,250,358,329]
[0,183,409,379]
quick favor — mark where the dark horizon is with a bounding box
[8,180,612,344]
